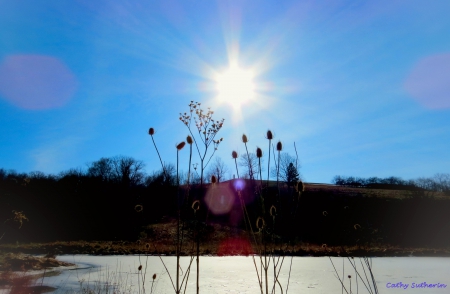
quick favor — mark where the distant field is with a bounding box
[303,182,448,199]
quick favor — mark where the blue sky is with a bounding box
[1,0,449,183]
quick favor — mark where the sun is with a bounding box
[215,62,255,108]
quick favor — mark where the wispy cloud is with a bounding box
[29,136,85,174]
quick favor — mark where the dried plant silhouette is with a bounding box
[145,103,383,294]
[148,101,225,294]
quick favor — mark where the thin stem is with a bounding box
[346,257,374,294]
[244,142,254,180]
[204,148,218,170]
[353,258,358,294]
[286,256,293,294]
[176,149,181,294]
[277,151,280,189]
[180,256,195,291]
[267,139,271,187]
[258,157,263,187]
[188,144,192,185]
[342,258,344,294]
[153,243,176,292]
[234,158,240,179]
[151,135,167,178]
[328,257,350,294]
[294,142,299,171]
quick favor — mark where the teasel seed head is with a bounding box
[242,134,248,143]
[276,141,282,151]
[354,224,361,230]
[176,141,186,150]
[270,205,277,217]
[187,135,193,144]
[135,205,143,213]
[322,211,328,216]
[256,147,263,158]
[256,217,265,230]
[348,275,351,279]
[211,175,217,184]
[138,265,142,271]
[153,273,157,280]
[192,200,200,211]
[266,130,273,140]
[148,128,155,135]
[232,151,238,159]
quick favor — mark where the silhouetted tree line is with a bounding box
[0,156,180,243]
[292,187,450,248]
[332,174,450,194]
[2,160,450,248]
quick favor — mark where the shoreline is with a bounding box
[2,241,450,258]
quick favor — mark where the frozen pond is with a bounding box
[33,255,450,293]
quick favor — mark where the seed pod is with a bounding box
[153,273,157,280]
[276,141,282,151]
[266,130,273,140]
[176,142,186,150]
[192,200,200,211]
[211,175,217,184]
[145,243,150,250]
[187,135,193,144]
[135,205,143,213]
[232,151,238,159]
[354,224,361,230]
[138,265,142,271]
[296,181,304,193]
[323,211,328,216]
[348,275,351,279]
[256,217,265,230]
[256,147,263,158]
[148,128,155,135]
[242,134,248,143]
[270,205,277,217]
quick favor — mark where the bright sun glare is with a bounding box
[215,63,255,108]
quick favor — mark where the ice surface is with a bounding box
[37,255,450,294]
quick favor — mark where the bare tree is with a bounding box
[434,173,450,193]
[88,156,146,186]
[146,164,177,186]
[28,171,47,180]
[111,155,146,186]
[87,157,114,181]
[271,152,301,184]
[239,153,260,180]
[58,167,86,178]
[206,157,229,183]
[414,177,439,191]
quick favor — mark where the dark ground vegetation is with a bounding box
[1,168,450,253]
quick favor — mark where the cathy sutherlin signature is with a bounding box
[386,282,447,289]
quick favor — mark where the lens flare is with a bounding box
[0,55,77,110]
[205,184,235,215]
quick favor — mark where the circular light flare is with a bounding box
[205,185,235,215]
[215,63,255,109]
